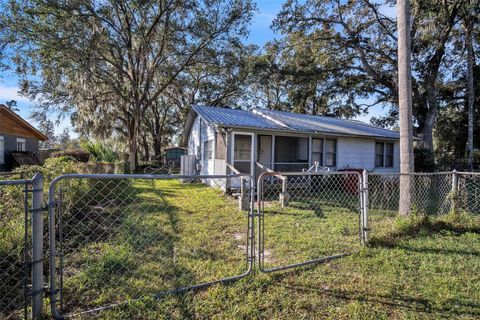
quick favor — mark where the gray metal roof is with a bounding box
[192,105,285,130]
[191,105,400,139]
[256,108,400,139]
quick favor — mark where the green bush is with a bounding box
[80,141,119,163]
[51,149,90,162]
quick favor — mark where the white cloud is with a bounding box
[0,84,31,103]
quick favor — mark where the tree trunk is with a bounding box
[397,0,415,216]
[127,114,139,172]
[142,133,150,162]
[128,139,137,173]
[153,135,162,161]
[465,19,475,171]
[419,82,438,151]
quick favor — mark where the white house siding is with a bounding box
[187,117,201,159]
[336,137,400,173]
[187,116,216,175]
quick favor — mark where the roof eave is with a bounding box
[216,124,400,140]
[0,105,49,141]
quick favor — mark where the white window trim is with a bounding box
[375,141,394,168]
[324,138,337,168]
[16,138,26,152]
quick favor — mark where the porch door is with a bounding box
[257,135,272,168]
[232,133,253,174]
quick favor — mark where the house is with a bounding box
[0,104,48,171]
[180,105,400,181]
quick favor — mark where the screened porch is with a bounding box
[229,132,337,176]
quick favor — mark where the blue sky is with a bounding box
[0,0,394,135]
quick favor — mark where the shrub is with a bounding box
[80,141,119,163]
[51,149,90,162]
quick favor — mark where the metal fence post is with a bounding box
[451,170,458,214]
[362,170,369,244]
[31,173,44,318]
[279,178,289,208]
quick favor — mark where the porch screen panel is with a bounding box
[234,134,252,174]
[275,136,297,162]
[274,136,309,171]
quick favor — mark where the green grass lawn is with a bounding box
[45,179,480,319]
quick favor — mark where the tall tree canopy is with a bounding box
[270,0,476,158]
[0,0,255,169]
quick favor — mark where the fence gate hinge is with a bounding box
[28,206,49,214]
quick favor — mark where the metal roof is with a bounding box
[191,105,400,139]
[255,108,400,139]
[192,105,285,130]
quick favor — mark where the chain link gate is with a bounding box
[257,171,365,273]
[47,173,254,318]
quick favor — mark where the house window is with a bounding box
[325,139,336,167]
[385,143,394,167]
[375,142,394,168]
[16,138,26,152]
[375,142,384,167]
[312,138,323,166]
[203,140,213,160]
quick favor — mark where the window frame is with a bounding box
[311,138,323,166]
[16,138,26,152]
[203,139,213,160]
[375,141,394,168]
[324,139,337,167]
[310,137,336,168]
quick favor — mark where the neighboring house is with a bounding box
[181,105,401,181]
[0,104,48,171]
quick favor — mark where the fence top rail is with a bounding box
[258,170,362,181]
[369,171,454,176]
[49,172,251,183]
[455,171,480,176]
[0,178,32,186]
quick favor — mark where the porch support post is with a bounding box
[271,134,275,170]
[308,136,312,168]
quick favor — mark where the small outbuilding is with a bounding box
[163,147,187,167]
[0,104,48,171]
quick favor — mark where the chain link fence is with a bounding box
[48,174,253,318]
[1,170,480,319]
[456,172,480,214]
[367,172,480,242]
[0,175,32,320]
[257,171,364,272]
